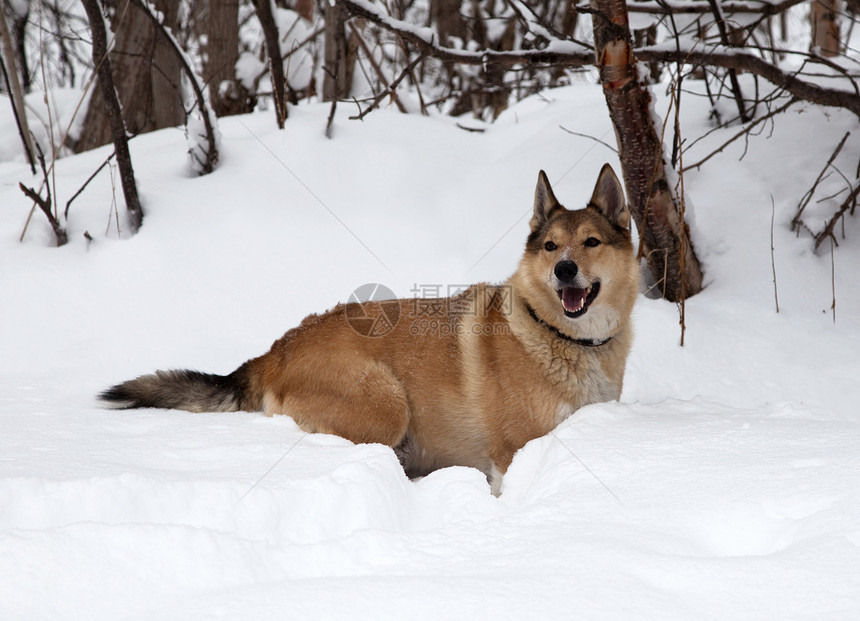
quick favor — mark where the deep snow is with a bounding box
[2,77,860,619]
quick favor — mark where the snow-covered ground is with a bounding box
[2,79,859,619]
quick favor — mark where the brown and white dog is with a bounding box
[101,165,639,494]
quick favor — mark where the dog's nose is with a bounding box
[554,260,578,283]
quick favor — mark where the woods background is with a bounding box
[1,0,858,303]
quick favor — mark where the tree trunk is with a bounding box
[431,0,467,45]
[252,0,288,127]
[323,1,358,102]
[295,0,314,22]
[0,4,36,172]
[81,0,144,233]
[810,0,842,57]
[75,0,183,153]
[126,0,219,175]
[205,0,251,117]
[7,0,30,91]
[590,0,703,302]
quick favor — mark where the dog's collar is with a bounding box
[525,305,613,348]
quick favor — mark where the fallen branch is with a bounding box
[19,146,67,247]
[815,181,860,251]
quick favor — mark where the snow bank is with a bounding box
[2,80,859,618]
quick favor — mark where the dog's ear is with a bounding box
[589,164,629,229]
[531,170,564,232]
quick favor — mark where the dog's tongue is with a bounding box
[561,286,588,313]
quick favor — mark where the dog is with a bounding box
[101,165,639,494]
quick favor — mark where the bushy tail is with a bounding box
[100,362,261,412]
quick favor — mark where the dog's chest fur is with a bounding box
[452,284,628,468]
[518,322,624,423]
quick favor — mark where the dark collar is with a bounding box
[525,304,613,348]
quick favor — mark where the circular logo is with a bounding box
[345,283,401,337]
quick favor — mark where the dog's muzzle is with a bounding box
[554,260,600,318]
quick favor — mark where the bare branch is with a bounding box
[793,131,850,231]
[559,125,618,153]
[685,96,797,170]
[340,0,860,119]
[350,53,425,120]
[348,22,408,114]
[65,151,116,219]
[340,0,594,66]
[623,0,807,14]
[815,181,860,251]
[637,46,860,118]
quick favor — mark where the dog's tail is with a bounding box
[99,360,263,412]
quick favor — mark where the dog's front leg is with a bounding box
[489,463,505,497]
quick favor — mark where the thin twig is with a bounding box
[558,126,617,153]
[793,131,850,232]
[325,97,337,138]
[65,151,116,218]
[830,237,836,324]
[348,22,407,113]
[704,0,749,122]
[350,52,424,120]
[670,76,689,345]
[685,97,796,170]
[770,195,780,313]
[814,181,860,251]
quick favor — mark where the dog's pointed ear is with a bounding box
[531,170,564,232]
[589,164,629,229]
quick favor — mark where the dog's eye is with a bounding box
[584,237,601,248]
[544,241,558,252]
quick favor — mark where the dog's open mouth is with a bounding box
[558,282,600,318]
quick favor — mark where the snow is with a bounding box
[2,79,860,619]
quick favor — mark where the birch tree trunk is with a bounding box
[590,0,704,302]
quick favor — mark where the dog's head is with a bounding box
[518,164,639,339]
